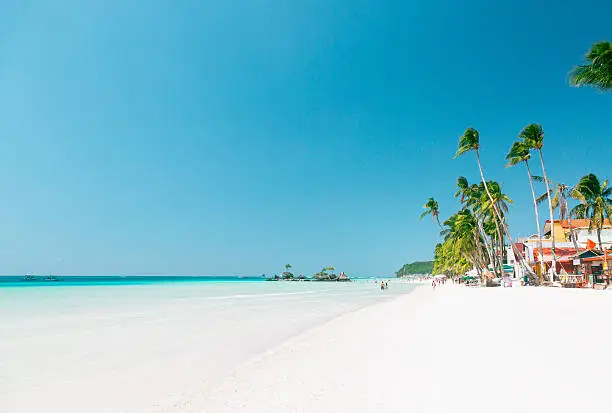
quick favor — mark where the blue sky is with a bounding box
[0,0,610,276]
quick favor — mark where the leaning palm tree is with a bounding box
[454,127,534,279]
[570,174,612,250]
[474,181,513,277]
[506,141,546,278]
[569,41,612,92]
[538,182,580,250]
[455,177,497,275]
[520,124,556,280]
[419,197,442,228]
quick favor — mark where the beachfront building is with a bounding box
[506,219,612,286]
[542,219,612,249]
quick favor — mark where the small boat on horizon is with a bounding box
[23,274,37,281]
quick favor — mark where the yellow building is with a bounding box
[542,219,612,246]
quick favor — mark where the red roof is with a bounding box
[533,247,580,263]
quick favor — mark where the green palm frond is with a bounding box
[505,141,531,167]
[420,197,440,226]
[454,128,479,158]
[569,41,612,92]
[519,124,545,150]
[571,203,587,218]
[531,175,549,183]
[570,174,612,239]
[536,190,551,205]
[551,192,560,209]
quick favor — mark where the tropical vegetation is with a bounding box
[419,40,610,285]
[569,174,612,251]
[569,41,612,91]
[424,128,611,285]
[395,261,433,277]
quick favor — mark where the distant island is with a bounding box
[395,261,433,277]
[265,265,351,282]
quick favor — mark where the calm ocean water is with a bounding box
[0,275,266,288]
[0,275,381,288]
[2,275,412,412]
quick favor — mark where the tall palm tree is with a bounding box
[520,124,556,280]
[475,181,513,277]
[570,174,612,250]
[506,141,545,278]
[419,197,442,228]
[569,41,612,92]
[455,177,497,275]
[454,127,534,279]
[538,182,580,250]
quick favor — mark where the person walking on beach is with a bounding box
[381,281,385,291]
[432,279,436,289]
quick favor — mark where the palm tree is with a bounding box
[454,127,534,279]
[570,174,612,250]
[441,209,488,278]
[454,177,497,276]
[476,181,514,277]
[538,182,580,250]
[569,41,612,92]
[454,176,471,203]
[506,141,545,278]
[520,123,556,280]
[282,263,294,279]
[419,197,442,228]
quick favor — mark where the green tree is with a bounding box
[395,261,434,276]
[440,209,488,277]
[454,127,533,279]
[506,140,545,278]
[570,174,612,250]
[475,181,513,277]
[454,177,496,272]
[538,181,580,250]
[419,197,442,228]
[519,123,556,280]
[569,41,612,92]
[282,263,294,279]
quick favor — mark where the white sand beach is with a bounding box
[3,282,612,413]
[167,284,612,413]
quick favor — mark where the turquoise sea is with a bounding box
[1,275,414,413]
[0,275,265,288]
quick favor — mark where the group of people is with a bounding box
[379,280,389,290]
[431,277,445,289]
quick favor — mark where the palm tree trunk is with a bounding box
[477,220,496,273]
[435,215,442,229]
[475,150,535,280]
[525,161,546,281]
[493,218,505,277]
[598,228,603,251]
[567,210,579,250]
[539,149,556,280]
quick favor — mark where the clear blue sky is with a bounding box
[0,1,610,276]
